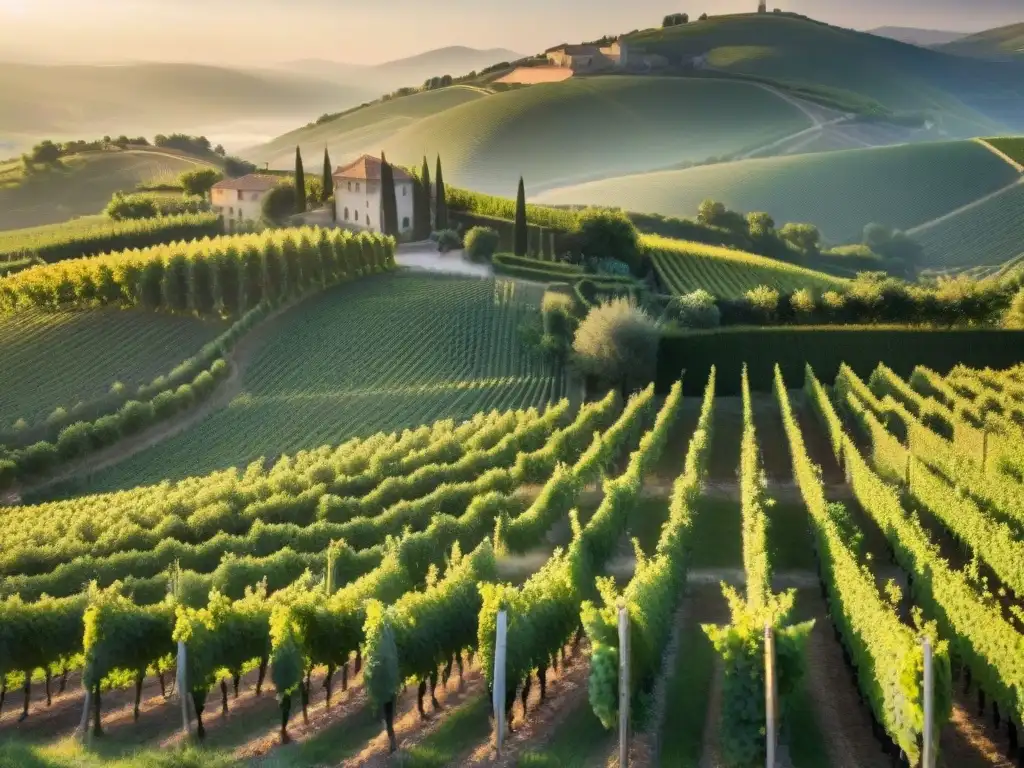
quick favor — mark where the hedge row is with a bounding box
[0,226,396,316]
[655,326,1024,396]
[0,212,223,264]
[450,211,559,258]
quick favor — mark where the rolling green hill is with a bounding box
[937,23,1024,61]
[386,77,810,195]
[248,76,812,194]
[73,272,561,492]
[624,13,1019,135]
[644,234,846,298]
[243,85,489,168]
[0,149,212,230]
[536,140,1021,245]
[911,180,1024,271]
[0,308,228,429]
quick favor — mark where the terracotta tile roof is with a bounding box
[333,154,412,182]
[211,174,283,192]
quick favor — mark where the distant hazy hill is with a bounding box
[937,22,1024,60]
[867,27,967,47]
[0,62,377,156]
[274,46,525,94]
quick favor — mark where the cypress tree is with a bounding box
[514,176,528,256]
[322,147,333,209]
[421,156,432,229]
[413,174,430,240]
[380,152,399,236]
[294,146,307,214]
[434,155,447,231]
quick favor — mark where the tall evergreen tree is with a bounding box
[380,152,399,236]
[322,147,333,206]
[421,156,432,229]
[294,146,307,214]
[514,176,528,257]
[413,174,430,240]
[434,155,447,231]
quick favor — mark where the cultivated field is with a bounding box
[242,86,489,169]
[0,308,228,428]
[645,234,846,297]
[537,140,1021,244]
[912,180,1024,271]
[2,359,1022,768]
[382,76,812,195]
[0,150,212,231]
[65,273,563,493]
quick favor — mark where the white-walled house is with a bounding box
[333,154,414,236]
[210,174,281,228]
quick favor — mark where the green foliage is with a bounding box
[514,177,528,257]
[492,253,586,282]
[0,213,223,265]
[463,226,500,262]
[572,298,659,390]
[571,209,641,275]
[583,371,715,728]
[261,185,297,225]
[105,192,210,221]
[1002,287,1024,328]
[179,168,223,198]
[435,229,462,253]
[294,147,306,214]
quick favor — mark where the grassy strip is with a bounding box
[517,701,614,767]
[657,616,716,767]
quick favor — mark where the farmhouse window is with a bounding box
[402,185,407,196]
[355,210,359,221]
[237,190,243,201]
[355,182,360,192]
[229,207,234,215]
[402,217,410,229]
[344,207,349,220]
[347,181,352,191]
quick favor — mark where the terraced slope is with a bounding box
[937,22,1024,61]
[74,272,561,492]
[242,86,489,169]
[0,308,229,428]
[537,140,1021,244]
[0,150,212,231]
[645,234,846,298]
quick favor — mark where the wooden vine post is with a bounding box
[177,640,192,735]
[923,636,935,768]
[618,605,631,767]
[493,609,508,755]
[765,624,778,768]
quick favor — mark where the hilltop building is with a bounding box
[333,154,414,236]
[544,39,667,73]
[210,174,281,229]
[758,0,767,11]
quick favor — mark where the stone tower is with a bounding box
[758,0,767,11]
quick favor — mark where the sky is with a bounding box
[0,0,1019,66]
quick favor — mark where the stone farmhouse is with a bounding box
[544,38,668,73]
[210,174,281,229]
[333,154,415,236]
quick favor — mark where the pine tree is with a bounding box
[435,155,447,231]
[514,176,528,256]
[421,156,432,229]
[294,146,307,214]
[322,147,333,207]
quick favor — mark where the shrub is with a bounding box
[790,288,817,322]
[119,400,155,434]
[670,288,721,329]
[572,297,660,390]
[19,441,58,475]
[435,229,463,253]
[744,285,780,323]
[541,291,578,353]
[262,185,297,225]
[91,415,122,448]
[56,422,94,459]
[152,390,178,419]
[572,209,641,274]
[105,192,159,221]
[1002,288,1024,329]
[464,226,500,262]
[180,168,223,198]
[0,459,15,490]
